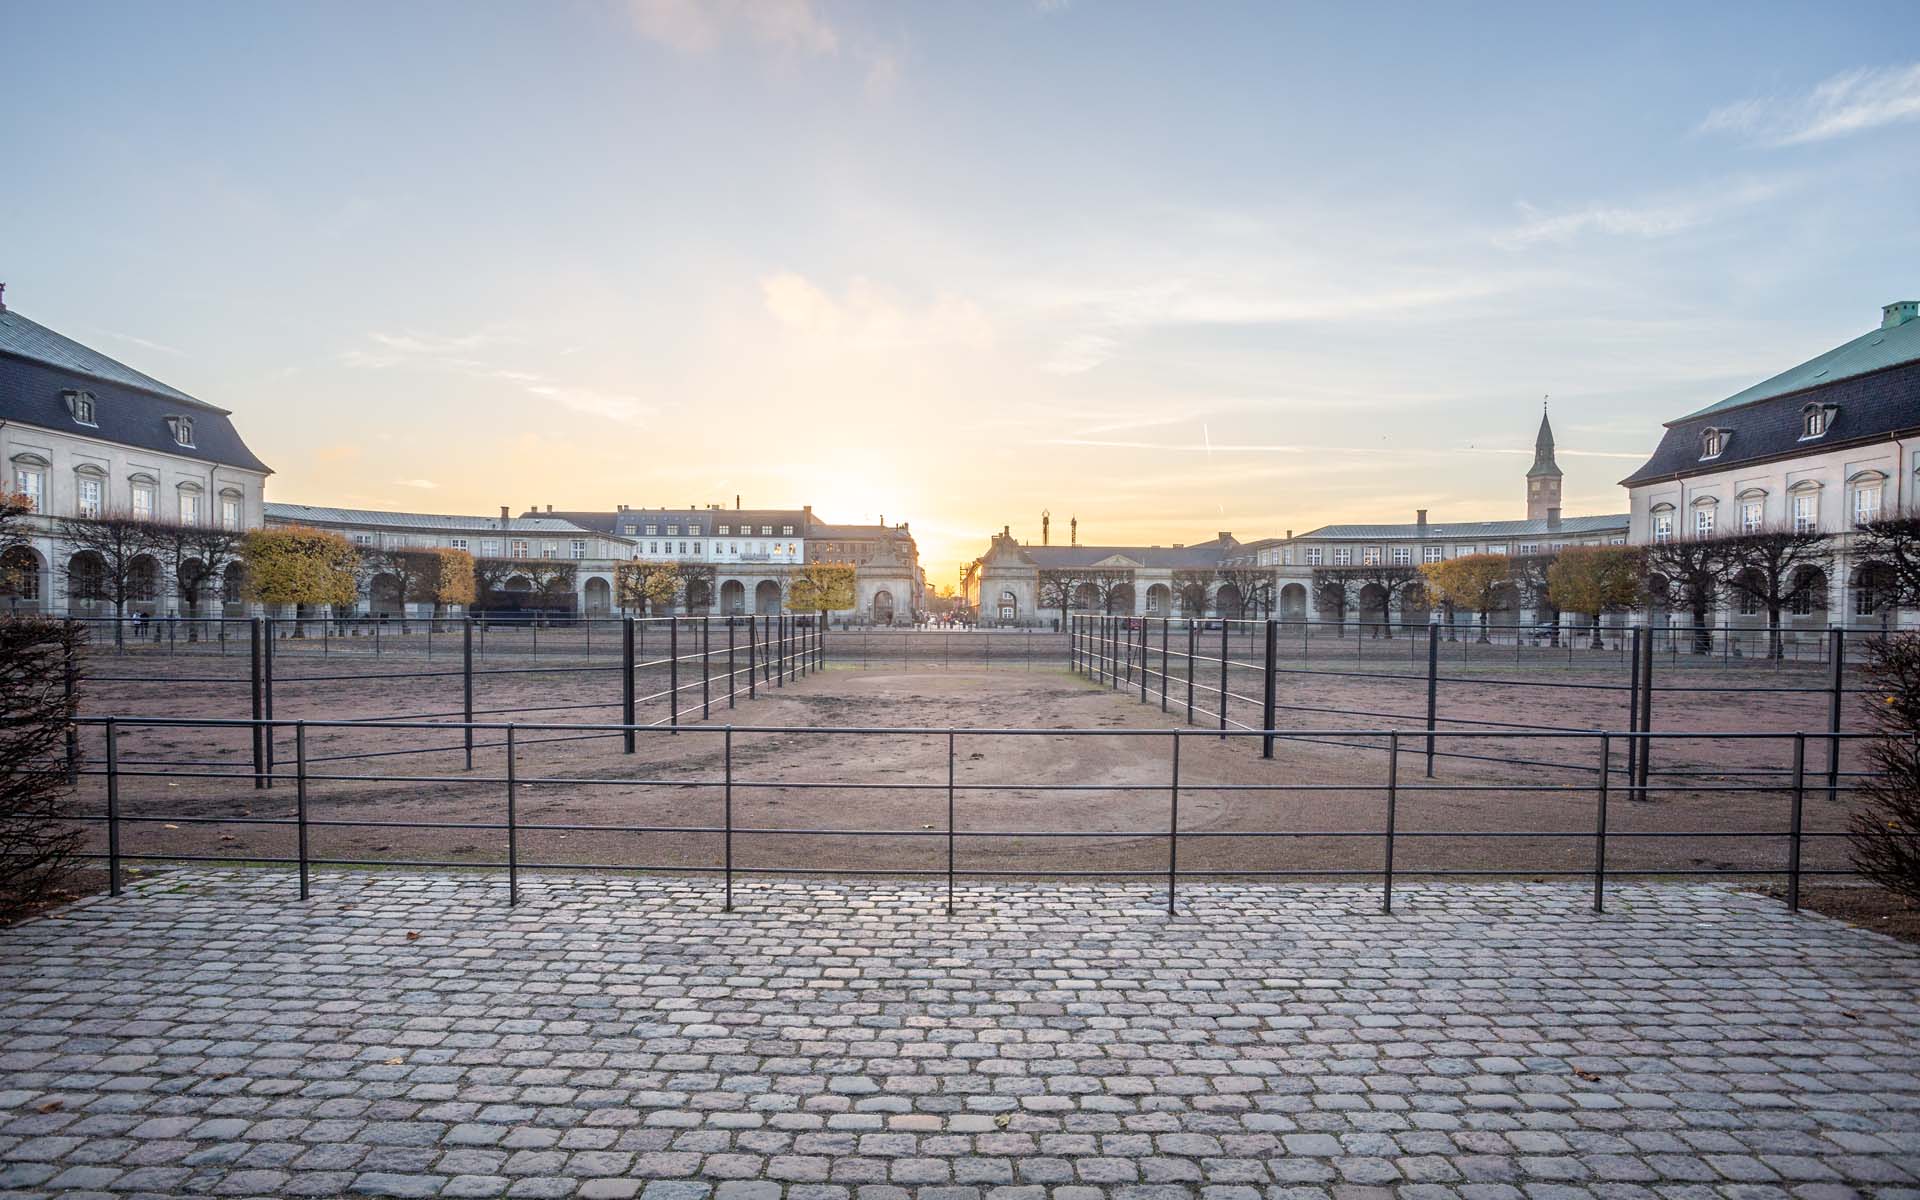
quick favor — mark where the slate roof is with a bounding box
[1018,536,1238,570]
[809,523,912,541]
[0,308,271,474]
[1680,310,1920,420]
[1622,355,1920,487]
[1294,515,1628,540]
[269,503,620,538]
[545,509,811,537]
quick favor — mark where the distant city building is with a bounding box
[967,408,1627,628]
[0,295,271,616]
[1622,297,1920,626]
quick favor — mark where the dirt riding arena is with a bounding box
[60,622,1877,890]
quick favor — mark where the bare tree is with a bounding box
[57,514,161,645]
[679,564,717,614]
[358,546,436,631]
[1089,568,1134,615]
[148,522,243,638]
[1505,552,1560,644]
[1037,567,1094,631]
[1310,569,1350,637]
[1343,562,1426,638]
[1853,513,1920,608]
[520,560,579,623]
[1643,534,1732,655]
[1721,525,1834,658]
[1215,566,1275,620]
[1170,569,1212,618]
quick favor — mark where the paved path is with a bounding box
[2,872,1917,1200]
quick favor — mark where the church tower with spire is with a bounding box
[1526,403,1563,522]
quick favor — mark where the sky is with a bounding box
[4,2,1919,586]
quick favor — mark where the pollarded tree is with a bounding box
[1310,569,1350,636]
[1215,566,1275,620]
[520,560,579,622]
[410,548,476,628]
[1643,534,1733,655]
[58,513,162,644]
[0,611,87,918]
[1721,525,1834,658]
[471,557,521,615]
[358,545,433,631]
[1505,552,1560,642]
[1037,567,1095,631]
[679,564,717,614]
[1547,545,1642,649]
[1340,562,1425,638]
[788,563,856,613]
[1089,569,1134,615]
[242,526,361,622]
[1852,513,1920,609]
[1420,553,1511,643]
[1170,569,1212,619]
[154,524,244,631]
[615,560,680,616]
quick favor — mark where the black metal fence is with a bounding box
[1068,615,1881,786]
[69,716,1868,914]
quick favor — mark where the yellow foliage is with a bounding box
[615,561,680,614]
[788,562,856,612]
[1419,553,1510,613]
[242,526,360,608]
[416,548,476,606]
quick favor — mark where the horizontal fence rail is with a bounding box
[64,714,1870,916]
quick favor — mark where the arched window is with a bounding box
[1849,470,1887,526]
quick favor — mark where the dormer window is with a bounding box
[1800,404,1831,440]
[166,415,196,447]
[1700,428,1726,460]
[63,390,97,426]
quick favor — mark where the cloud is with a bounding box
[628,0,837,56]
[760,273,991,349]
[97,330,186,357]
[1701,62,1920,146]
[1494,178,1785,249]
[394,479,439,489]
[339,330,653,425]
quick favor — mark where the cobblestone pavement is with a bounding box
[2,872,1918,1200]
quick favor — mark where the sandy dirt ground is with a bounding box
[66,644,1866,886]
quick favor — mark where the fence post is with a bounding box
[669,617,680,731]
[1624,627,1642,793]
[775,615,784,689]
[1424,624,1439,778]
[947,731,957,916]
[748,615,758,699]
[727,617,737,710]
[1382,730,1397,914]
[464,617,477,768]
[1186,621,1196,723]
[1789,731,1806,912]
[1160,619,1170,713]
[724,726,734,912]
[1218,619,1228,738]
[1139,618,1149,703]
[296,721,310,901]
[1593,732,1609,913]
[702,617,712,719]
[1636,627,1654,799]
[63,635,79,783]
[506,724,519,906]
[1261,620,1278,758]
[262,616,276,789]
[105,717,121,897]
[249,617,265,790]
[622,617,636,752]
[1167,733,1180,915]
[1826,628,1844,807]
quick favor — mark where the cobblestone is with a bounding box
[1,870,1917,1198]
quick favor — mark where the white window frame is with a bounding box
[12,462,46,513]
[1333,548,1353,566]
[1423,545,1444,564]
[1739,499,1763,534]
[1693,503,1715,538]
[1853,480,1883,526]
[511,539,530,559]
[1791,491,1818,533]
[1392,546,1411,566]
[1650,510,1673,544]
[77,473,104,519]
[571,539,587,559]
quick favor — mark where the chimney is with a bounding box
[1416,509,1428,536]
[545,505,553,513]
[0,282,7,312]
[1286,529,1293,539]
[499,506,509,521]
[1884,300,1920,330]
[735,495,741,509]
[1217,531,1231,543]
[1547,507,1562,533]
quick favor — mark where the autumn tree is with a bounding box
[408,548,476,628]
[1547,546,1642,649]
[1721,525,1834,658]
[1643,534,1732,654]
[615,560,681,616]
[241,526,360,621]
[1420,553,1511,643]
[58,514,161,644]
[788,562,856,613]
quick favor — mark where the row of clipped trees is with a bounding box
[1,517,867,631]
